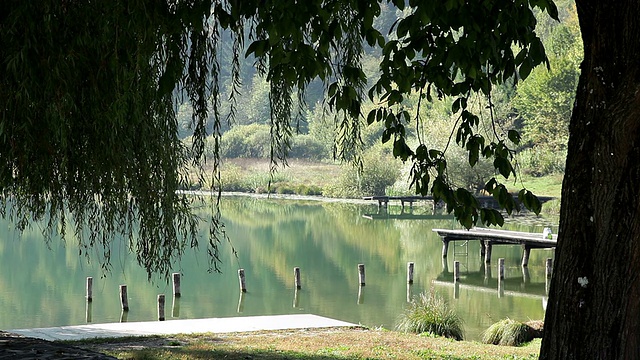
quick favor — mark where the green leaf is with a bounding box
[366,110,376,125]
[519,58,534,80]
[382,129,392,143]
[245,39,269,57]
[493,156,513,178]
[507,130,521,145]
[518,189,542,215]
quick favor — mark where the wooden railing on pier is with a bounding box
[432,227,557,267]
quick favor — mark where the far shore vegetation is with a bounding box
[190,157,563,218]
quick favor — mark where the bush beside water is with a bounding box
[482,318,544,346]
[396,291,464,341]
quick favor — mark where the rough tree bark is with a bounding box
[540,1,640,359]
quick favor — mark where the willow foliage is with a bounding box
[0,0,558,277]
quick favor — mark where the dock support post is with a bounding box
[442,240,450,258]
[545,258,553,295]
[407,262,414,284]
[498,258,505,280]
[545,258,553,278]
[358,264,366,286]
[454,261,460,282]
[480,242,486,259]
[522,266,530,284]
[441,257,449,273]
[484,241,493,263]
[521,245,531,267]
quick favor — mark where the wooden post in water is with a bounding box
[294,267,301,289]
[407,262,414,284]
[86,300,92,323]
[293,289,300,308]
[484,241,493,263]
[119,285,129,311]
[498,258,505,280]
[238,269,247,293]
[86,277,93,302]
[480,241,486,259]
[172,295,180,318]
[358,264,366,286]
[454,282,460,299]
[120,309,128,323]
[545,258,553,295]
[157,294,165,321]
[172,273,181,297]
[453,261,460,282]
[237,291,245,313]
[521,245,531,267]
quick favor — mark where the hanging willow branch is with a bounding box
[0,0,556,278]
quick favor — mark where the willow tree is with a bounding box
[3,0,640,357]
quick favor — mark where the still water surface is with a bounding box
[0,196,557,340]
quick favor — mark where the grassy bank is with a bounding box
[76,327,540,360]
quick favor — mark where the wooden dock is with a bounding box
[432,227,557,267]
[362,196,435,210]
[362,213,454,220]
[363,195,554,211]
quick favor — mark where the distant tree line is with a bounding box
[180,1,579,196]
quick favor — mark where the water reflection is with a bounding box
[0,196,557,340]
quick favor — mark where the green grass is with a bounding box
[511,174,563,198]
[482,319,541,347]
[70,328,542,360]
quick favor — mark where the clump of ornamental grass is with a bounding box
[395,291,464,340]
[482,318,543,346]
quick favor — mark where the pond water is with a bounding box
[0,196,557,340]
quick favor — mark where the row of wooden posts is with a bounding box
[451,257,554,298]
[84,263,416,322]
[86,273,182,321]
[452,258,554,282]
[83,259,547,322]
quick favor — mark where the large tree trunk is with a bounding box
[540,1,640,359]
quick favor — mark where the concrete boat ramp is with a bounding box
[9,314,358,341]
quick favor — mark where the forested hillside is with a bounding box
[182,0,580,198]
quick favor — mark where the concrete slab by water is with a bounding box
[9,314,358,341]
